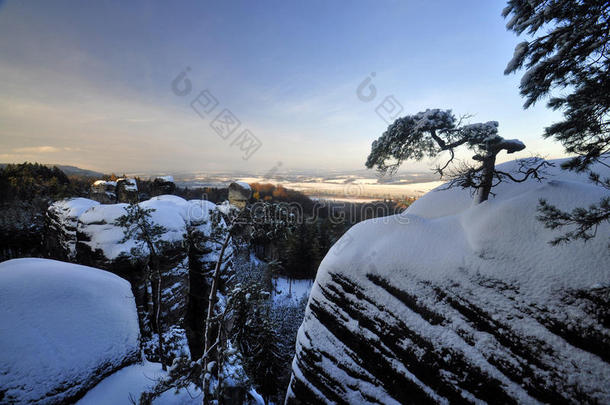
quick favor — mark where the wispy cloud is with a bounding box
[13,146,61,153]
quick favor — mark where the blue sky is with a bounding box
[0,0,565,173]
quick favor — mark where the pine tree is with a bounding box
[201,208,240,404]
[365,109,548,203]
[114,203,169,370]
[308,221,328,278]
[228,280,283,404]
[504,0,610,242]
[283,221,311,278]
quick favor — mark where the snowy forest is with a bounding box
[1,1,609,404]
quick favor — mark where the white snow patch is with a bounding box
[272,277,313,306]
[93,180,117,187]
[118,178,138,191]
[235,181,251,190]
[322,158,610,299]
[78,361,201,405]
[50,197,100,220]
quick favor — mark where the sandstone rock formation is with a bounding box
[89,180,117,204]
[151,176,176,196]
[116,178,139,203]
[46,195,230,359]
[287,159,610,404]
[46,197,100,260]
[228,181,251,210]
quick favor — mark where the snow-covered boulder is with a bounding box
[287,158,610,404]
[76,197,188,262]
[0,258,140,404]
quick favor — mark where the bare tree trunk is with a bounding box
[147,244,166,372]
[216,325,224,405]
[202,231,231,405]
[154,262,167,371]
[475,154,497,204]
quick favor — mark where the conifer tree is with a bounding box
[503,0,610,242]
[366,109,547,203]
[115,203,169,370]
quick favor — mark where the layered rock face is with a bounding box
[46,198,100,260]
[287,159,610,404]
[0,200,47,261]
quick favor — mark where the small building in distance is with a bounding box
[116,178,139,203]
[89,180,117,204]
[151,176,176,196]
[228,181,251,210]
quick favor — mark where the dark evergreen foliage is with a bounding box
[0,162,89,203]
[503,0,610,241]
[0,162,93,261]
[538,197,610,244]
[503,0,610,169]
[228,281,284,403]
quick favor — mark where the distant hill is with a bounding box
[0,163,104,178]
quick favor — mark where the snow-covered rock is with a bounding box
[116,178,139,203]
[45,198,100,260]
[46,195,228,359]
[287,158,610,404]
[0,258,140,404]
[90,180,117,204]
[77,197,188,261]
[229,181,252,209]
[73,196,214,334]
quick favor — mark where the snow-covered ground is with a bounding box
[272,277,313,306]
[321,158,610,297]
[0,258,140,404]
[77,361,201,405]
[170,171,442,200]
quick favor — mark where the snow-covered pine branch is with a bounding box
[365,108,529,203]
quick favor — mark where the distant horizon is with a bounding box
[1,160,438,178]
